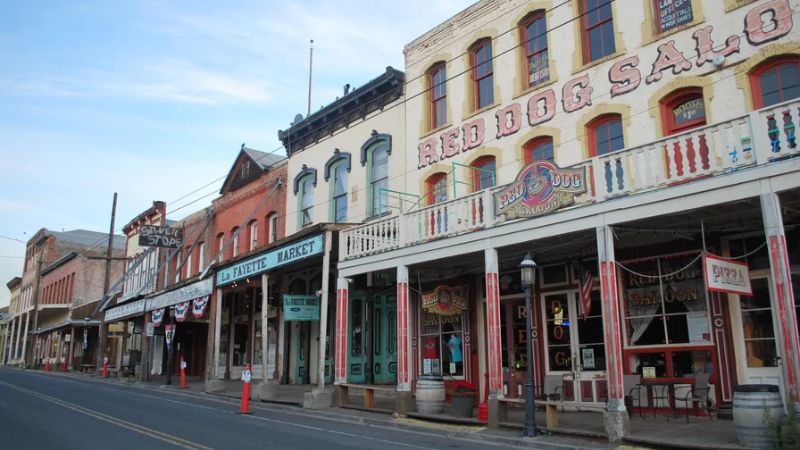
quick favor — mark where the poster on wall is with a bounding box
[703,253,752,296]
[581,348,595,370]
[687,311,711,343]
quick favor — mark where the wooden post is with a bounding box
[317,231,332,390]
[68,327,75,370]
[210,288,222,381]
[261,274,269,381]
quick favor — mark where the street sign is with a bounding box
[146,322,155,337]
[242,369,252,383]
[138,225,183,248]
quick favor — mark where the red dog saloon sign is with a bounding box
[494,161,586,219]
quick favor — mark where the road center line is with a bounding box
[0,379,215,450]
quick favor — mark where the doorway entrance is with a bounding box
[541,289,607,407]
[347,291,397,384]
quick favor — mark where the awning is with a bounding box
[146,278,213,312]
[33,319,101,335]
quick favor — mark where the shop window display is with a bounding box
[420,308,465,377]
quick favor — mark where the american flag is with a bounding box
[578,264,594,321]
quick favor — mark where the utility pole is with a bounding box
[97,193,117,376]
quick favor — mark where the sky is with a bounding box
[0,0,477,307]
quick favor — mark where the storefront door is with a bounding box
[542,290,606,407]
[348,293,368,383]
[372,293,397,384]
[732,276,785,397]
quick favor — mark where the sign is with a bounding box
[105,299,146,322]
[165,324,175,344]
[242,369,252,383]
[216,234,324,286]
[656,0,693,34]
[673,98,705,126]
[422,285,467,316]
[138,224,183,248]
[581,348,595,370]
[283,295,320,321]
[703,253,752,295]
[642,366,656,379]
[146,278,213,312]
[494,162,586,220]
[146,322,154,337]
[180,360,187,370]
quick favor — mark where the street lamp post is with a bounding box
[519,253,537,437]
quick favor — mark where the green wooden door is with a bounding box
[372,293,397,385]
[347,293,367,383]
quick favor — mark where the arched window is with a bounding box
[174,249,182,283]
[471,39,494,110]
[216,232,224,262]
[185,246,193,278]
[429,63,447,130]
[331,161,348,223]
[299,176,315,226]
[660,88,706,136]
[524,137,555,164]
[368,143,389,217]
[587,114,624,157]
[266,213,278,244]
[520,11,549,89]
[231,227,239,258]
[426,172,448,205]
[197,242,206,273]
[579,0,616,63]
[248,220,258,251]
[750,56,800,108]
[471,156,496,192]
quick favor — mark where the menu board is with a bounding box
[656,0,693,34]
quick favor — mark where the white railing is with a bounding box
[340,99,800,260]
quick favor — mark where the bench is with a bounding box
[499,397,560,428]
[80,364,96,373]
[337,383,395,409]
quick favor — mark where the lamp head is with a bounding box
[519,253,537,288]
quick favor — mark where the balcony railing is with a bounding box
[340,99,800,260]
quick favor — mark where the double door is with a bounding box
[348,292,397,384]
[542,290,607,407]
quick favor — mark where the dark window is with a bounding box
[580,0,616,63]
[588,114,624,157]
[750,57,800,108]
[525,137,555,164]
[661,88,706,135]
[472,40,494,110]
[521,12,549,88]
[430,64,447,129]
[301,177,314,226]
[472,156,496,191]
[427,173,448,205]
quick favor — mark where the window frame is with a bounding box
[216,233,224,262]
[248,220,258,251]
[267,213,278,244]
[298,175,315,227]
[428,63,447,130]
[587,114,624,158]
[579,0,616,64]
[367,144,389,218]
[470,156,496,192]
[198,242,205,273]
[470,39,495,110]
[330,160,348,223]
[660,87,707,136]
[749,56,800,109]
[426,172,449,206]
[520,11,550,89]
[524,136,555,165]
[231,227,239,258]
[650,0,694,36]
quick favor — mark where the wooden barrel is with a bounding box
[415,376,445,414]
[733,384,783,449]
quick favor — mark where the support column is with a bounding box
[334,277,349,386]
[21,312,31,367]
[317,231,332,391]
[395,265,414,414]
[68,327,75,370]
[141,313,151,382]
[761,191,800,404]
[56,332,64,368]
[484,248,504,427]
[597,225,628,442]
[119,321,129,378]
[207,288,223,390]
[6,317,16,365]
[261,274,270,382]
[14,316,23,362]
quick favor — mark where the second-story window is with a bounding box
[332,162,348,223]
[369,145,389,217]
[580,0,616,64]
[750,56,800,109]
[521,12,549,89]
[471,39,494,110]
[185,247,193,279]
[216,233,224,262]
[249,220,258,251]
[471,156,496,192]
[587,114,624,157]
[231,227,239,258]
[267,213,278,244]
[429,63,447,129]
[174,249,182,283]
[652,0,693,35]
[198,242,206,273]
[525,137,555,164]
[427,173,448,205]
[300,177,315,226]
[661,88,706,136]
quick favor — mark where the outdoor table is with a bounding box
[640,379,677,418]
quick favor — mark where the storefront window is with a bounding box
[545,293,572,371]
[420,309,464,377]
[578,292,606,371]
[741,278,778,368]
[623,253,710,346]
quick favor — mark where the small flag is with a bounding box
[578,264,594,321]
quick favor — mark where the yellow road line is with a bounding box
[0,380,215,450]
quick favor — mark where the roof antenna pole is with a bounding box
[307,39,314,117]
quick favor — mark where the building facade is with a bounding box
[335,0,800,439]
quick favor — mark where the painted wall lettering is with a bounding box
[693,25,741,67]
[440,127,461,158]
[646,40,693,83]
[527,89,556,126]
[745,0,793,45]
[418,137,439,169]
[562,74,593,113]
[609,56,641,97]
[495,104,521,139]
[462,118,485,151]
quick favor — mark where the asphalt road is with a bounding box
[0,368,506,450]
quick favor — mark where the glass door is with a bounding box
[348,294,367,383]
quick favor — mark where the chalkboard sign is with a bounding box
[138,224,183,248]
[672,98,705,126]
[656,0,693,34]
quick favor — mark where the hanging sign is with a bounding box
[494,162,586,220]
[138,225,183,248]
[192,296,210,318]
[283,295,320,321]
[703,253,752,296]
[422,285,467,316]
[174,301,190,322]
[152,308,165,326]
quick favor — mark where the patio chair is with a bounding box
[674,372,713,423]
[623,374,645,418]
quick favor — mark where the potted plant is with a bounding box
[447,381,477,418]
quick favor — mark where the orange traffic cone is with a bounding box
[179,357,188,389]
[237,364,253,415]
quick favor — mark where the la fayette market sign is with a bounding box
[216,234,324,286]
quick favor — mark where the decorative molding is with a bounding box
[293,165,318,195]
[360,130,392,166]
[323,149,352,181]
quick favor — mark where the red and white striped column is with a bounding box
[397,266,412,392]
[484,248,503,397]
[334,277,349,385]
[597,226,625,411]
[761,192,800,403]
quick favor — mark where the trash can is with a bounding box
[733,384,783,449]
